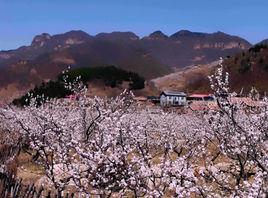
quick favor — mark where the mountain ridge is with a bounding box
[0,29,252,53]
[0,29,254,102]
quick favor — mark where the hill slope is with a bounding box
[152,61,219,93]
[152,44,268,94]
[224,44,268,93]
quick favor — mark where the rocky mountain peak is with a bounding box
[170,30,197,39]
[59,30,91,40]
[31,30,92,50]
[95,31,139,41]
[176,30,193,35]
[213,31,227,36]
[54,30,92,46]
[146,31,168,40]
[31,33,51,47]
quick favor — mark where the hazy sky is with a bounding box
[0,0,267,50]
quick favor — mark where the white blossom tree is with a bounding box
[201,59,268,197]
[0,78,202,197]
[0,61,267,197]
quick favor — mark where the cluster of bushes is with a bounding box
[13,66,145,106]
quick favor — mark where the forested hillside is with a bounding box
[13,66,145,106]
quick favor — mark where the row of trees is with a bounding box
[0,60,267,197]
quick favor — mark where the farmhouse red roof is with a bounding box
[189,94,212,98]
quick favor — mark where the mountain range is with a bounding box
[0,29,266,102]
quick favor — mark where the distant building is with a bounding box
[160,91,187,107]
[187,94,215,101]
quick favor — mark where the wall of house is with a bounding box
[160,95,187,106]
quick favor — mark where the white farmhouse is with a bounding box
[160,91,187,107]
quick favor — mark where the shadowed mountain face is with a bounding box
[0,30,252,89]
[223,44,268,93]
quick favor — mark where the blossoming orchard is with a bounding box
[0,61,267,197]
